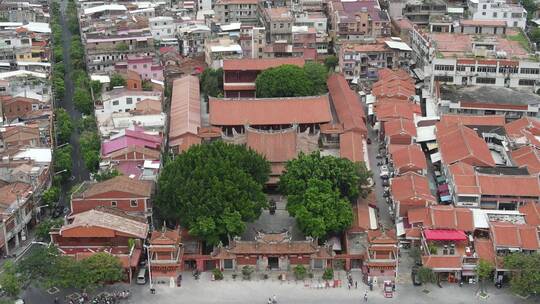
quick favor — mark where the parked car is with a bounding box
[380,165,389,177]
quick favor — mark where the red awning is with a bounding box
[424,229,467,241]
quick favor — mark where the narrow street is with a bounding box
[366,123,393,229]
[57,0,89,206]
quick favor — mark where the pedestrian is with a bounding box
[348,282,351,290]
[364,291,368,302]
[54,297,58,304]
[355,281,358,289]
[272,294,277,303]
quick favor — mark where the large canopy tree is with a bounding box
[504,252,540,296]
[280,152,371,238]
[255,63,328,97]
[156,141,270,244]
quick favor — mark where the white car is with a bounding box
[380,165,389,177]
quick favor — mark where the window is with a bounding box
[130,200,138,207]
[112,100,119,106]
[280,23,284,29]
[476,77,496,84]
[137,98,141,101]
[477,66,496,73]
[482,12,486,16]
[434,64,454,71]
[503,12,507,18]
[126,98,133,104]
[482,4,487,9]
[223,259,233,269]
[493,12,497,18]
[434,76,453,82]
[111,201,117,207]
[520,68,540,74]
[133,65,137,69]
[519,79,535,86]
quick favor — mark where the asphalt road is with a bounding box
[56,0,89,207]
[366,123,394,229]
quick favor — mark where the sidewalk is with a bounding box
[0,228,37,269]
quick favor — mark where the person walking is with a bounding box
[364,291,368,302]
[355,281,358,289]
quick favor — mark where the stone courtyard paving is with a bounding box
[123,271,533,304]
[22,270,536,304]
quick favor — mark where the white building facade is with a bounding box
[468,0,527,29]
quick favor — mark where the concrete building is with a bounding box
[468,0,527,29]
[178,24,211,56]
[410,26,540,92]
[328,0,391,49]
[149,16,176,40]
[214,0,259,25]
[339,39,412,82]
[261,7,294,44]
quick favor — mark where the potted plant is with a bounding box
[241,266,254,280]
[212,268,224,281]
[293,265,307,280]
[322,268,334,281]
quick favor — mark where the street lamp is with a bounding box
[143,244,153,289]
[53,169,67,176]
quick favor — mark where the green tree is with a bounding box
[53,45,63,63]
[303,62,328,94]
[256,64,314,97]
[142,80,153,91]
[73,69,89,88]
[54,146,73,180]
[0,262,20,297]
[42,186,60,207]
[290,179,353,238]
[530,27,540,44]
[90,80,103,99]
[53,77,65,100]
[155,141,270,244]
[115,42,129,51]
[110,74,126,87]
[77,115,98,133]
[80,253,124,285]
[80,131,101,152]
[477,259,494,294]
[83,150,100,173]
[280,151,371,203]
[200,68,223,100]
[324,55,339,71]
[55,108,73,144]
[322,268,334,281]
[94,169,120,181]
[417,266,435,284]
[212,268,224,280]
[74,87,93,115]
[35,218,64,241]
[293,264,307,280]
[504,252,540,296]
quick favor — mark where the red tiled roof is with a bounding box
[475,238,496,266]
[385,118,416,138]
[511,146,540,174]
[390,144,427,174]
[476,174,540,197]
[505,117,540,148]
[374,101,420,121]
[391,173,436,216]
[490,222,540,250]
[246,129,297,163]
[327,73,366,134]
[209,96,332,126]
[439,114,506,127]
[422,256,462,270]
[460,19,507,27]
[169,75,201,150]
[222,58,305,71]
[436,124,495,166]
[407,205,474,231]
[519,202,540,226]
[372,69,415,99]
[339,131,364,163]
